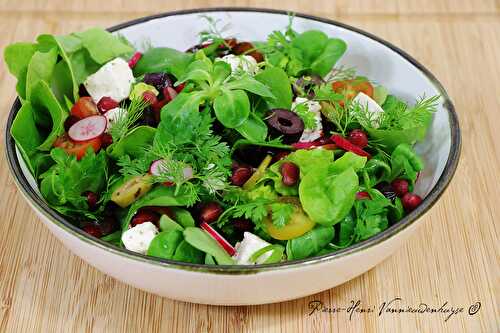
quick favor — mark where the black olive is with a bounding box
[266,109,304,143]
[143,72,173,91]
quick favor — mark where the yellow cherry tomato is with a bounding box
[265,197,316,240]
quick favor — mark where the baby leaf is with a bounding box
[183,227,235,265]
[213,89,250,128]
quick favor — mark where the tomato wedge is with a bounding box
[332,78,374,106]
[53,134,102,160]
[70,96,99,119]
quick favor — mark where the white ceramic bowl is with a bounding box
[5,8,460,305]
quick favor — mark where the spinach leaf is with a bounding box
[337,213,356,247]
[25,48,58,102]
[299,166,358,225]
[310,38,347,77]
[171,208,196,228]
[328,152,367,174]
[30,81,68,150]
[147,230,184,259]
[291,30,328,65]
[254,67,292,109]
[73,28,134,64]
[225,75,275,98]
[133,47,194,79]
[107,126,156,159]
[183,227,234,265]
[68,49,101,85]
[159,215,184,233]
[3,42,36,99]
[173,240,205,264]
[286,225,334,260]
[389,143,424,183]
[234,113,269,142]
[213,89,250,128]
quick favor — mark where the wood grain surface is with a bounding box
[0,1,499,332]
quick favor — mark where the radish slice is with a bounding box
[200,222,236,256]
[68,115,107,142]
[150,159,194,180]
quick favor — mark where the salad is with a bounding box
[4,16,438,265]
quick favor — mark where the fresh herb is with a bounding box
[109,98,150,142]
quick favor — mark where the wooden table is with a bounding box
[0,1,498,332]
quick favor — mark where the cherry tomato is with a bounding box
[70,97,99,119]
[53,134,102,160]
[332,78,374,105]
[264,197,316,240]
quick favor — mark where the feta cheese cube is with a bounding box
[292,97,323,142]
[84,58,134,103]
[217,54,259,75]
[352,92,384,128]
[232,232,272,265]
[122,222,158,254]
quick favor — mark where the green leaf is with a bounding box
[183,227,235,265]
[172,208,196,228]
[68,49,101,85]
[299,166,358,225]
[212,60,231,84]
[225,75,275,98]
[286,226,334,260]
[254,67,293,109]
[328,152,367,174]
[213,89,250,128]
[173,240,205,264]
[133,47,194,79]
[30,81,68,150]
[107,126,156,159]
[234,113,268,142]
[147,230,184,259]
[73,28,134,64]
[159,215,184,233]
[3,42,36,78]
[310,38,347,76]
[291,30,328,65]
[25,48,58,101]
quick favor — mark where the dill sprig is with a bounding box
[323,66,357,82]
[109,98,149,142]
[198,15,232,47]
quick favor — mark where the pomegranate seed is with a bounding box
[152,99,168,122]
[231,167,253,186]
[163,86,178,102]
[84,191,99,211]
[280,162,300,186]
[64,115,80,131]
[348,129,369,148]
[163,181,175,187]
[356,191,371,200]
[401,193,422,212]
[391,179,409,197]
[175,83,186,93]
[233,218,253,233]
[83,223,102,238]
[131,209,160,227]
[101,133,113,148]
[128,52,142,68]
[142,91,158,105]
[199,202,224,224]
[97,97,119,113]
[99,217,118,236]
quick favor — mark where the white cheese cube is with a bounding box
[84,58,134,103]
[217,54,259,75]
[122,222,158,254]
[292,97,323,142]
[232,232,273,265]
[352,92,384,128]
[103,107,127,132]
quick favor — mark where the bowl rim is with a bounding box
[5,7,461,274]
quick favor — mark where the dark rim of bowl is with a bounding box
[5,7,461,274]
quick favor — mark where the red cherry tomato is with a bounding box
[71,97,99,119]
[53,134,102,160]
[332,78,374,106]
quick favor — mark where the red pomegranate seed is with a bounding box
[391,179,409,197]
[231,167,253,186]
[348,129,369,148]
[84,191,99,210]
[331,134,371,158]
[199,202,224,224]
[142,91,158,105]
[97,97,119,113]
[401,193,422,212]
[175,83,186,93]
[128,52,142,68]
[272,151,290,163]
[163,86,178,102]
[356,191,371,200]
[83,224,102,238]
[130,209,160,227]
[280,162,300,186]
